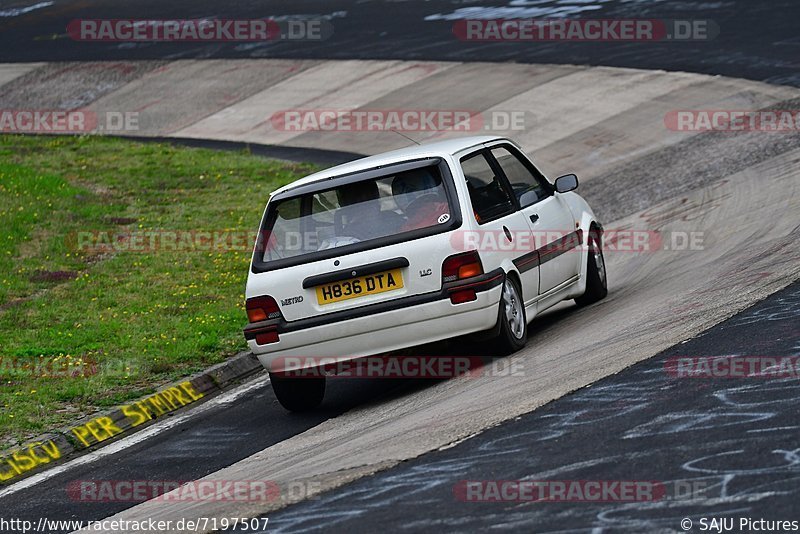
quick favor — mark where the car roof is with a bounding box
[271,135,505,196]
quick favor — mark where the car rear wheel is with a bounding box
[269,373,325,412]
[492,276,528,355]
[575,230,608,307]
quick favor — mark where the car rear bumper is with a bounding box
[244,269,504,370]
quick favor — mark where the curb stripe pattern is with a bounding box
[0,352,262,485]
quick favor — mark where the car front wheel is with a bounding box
[269,372,325,412]
[575,230,608,307]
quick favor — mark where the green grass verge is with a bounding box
[0,135,316,447]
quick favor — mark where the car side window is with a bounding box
[490,146,549,208]
[460,151,514,224]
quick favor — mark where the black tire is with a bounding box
[575,229,608,307]
[492,275,528,355]
[269,372,325,412]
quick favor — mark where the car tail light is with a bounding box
[246,295,281,323]
[442,251,483,283]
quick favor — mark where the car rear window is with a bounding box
[256,163,455,266]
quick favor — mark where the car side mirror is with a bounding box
[555,174,578,193]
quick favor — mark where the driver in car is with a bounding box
[391,168,449,232]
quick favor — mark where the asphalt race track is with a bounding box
[1,0,799,86]
[0,368,468,531]
[0,1,799,533]
[263,280,800,532]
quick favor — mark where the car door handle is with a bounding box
[529,214,539,224]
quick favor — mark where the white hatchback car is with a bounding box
[244,136,606,410]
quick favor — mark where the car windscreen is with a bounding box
[253,161,458,270]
